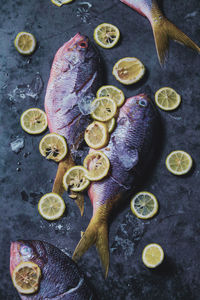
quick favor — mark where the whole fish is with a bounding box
[73,94,159,277]
[45,33,102,214]
[10,240,96,300]
[120,0,200,65]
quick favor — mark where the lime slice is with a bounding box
[12,261,41,294]
[39,133,68,162]
[155,87,181,111]
[14,32,36,55]
[142,243,164,268]
[94,23,120,49]
[83,151,110,181]
[38,193,66,221]
[105,118,116,133]
[63,166,90,192]
[91,97,117,122]
[51,0,74,7]
[97,85,125,107]
[112,57,145,85]
[20,108,48,135]
[131,192,158,219]
[84,121,109,149]
[166,150,193,175]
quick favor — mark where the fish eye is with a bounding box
[139,99,148,107]
[78,41,88,49]
[20,245,33,258]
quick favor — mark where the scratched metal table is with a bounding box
[0,0,200,299]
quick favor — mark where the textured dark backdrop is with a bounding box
[0,0,200,299]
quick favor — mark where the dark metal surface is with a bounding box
[0,0,200,299]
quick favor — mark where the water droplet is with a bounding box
[16,167,21,172]
[17,161,21,165]
[10,138,25,153]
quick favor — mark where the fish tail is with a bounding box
[73,207,109,278]
[151,13,200,66]
[53,153,84,216]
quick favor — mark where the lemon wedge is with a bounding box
[155,87,181,111]
[63,166,90,192]
[83,151,110,181]
[94,23,120,49]
[131,192,158,219]
[39,133,68,162]
[142,243,164,268]
[14,32,36,55]
[112,57,145,85]
[20,108,48,135]
[166,150,193,175]
[12,261,41,294]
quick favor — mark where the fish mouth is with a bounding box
[10,241,21,275]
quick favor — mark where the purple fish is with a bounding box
[72,94,159,277]
[44,33,102,214]
[10,240,96,299]
[120,0,200,65]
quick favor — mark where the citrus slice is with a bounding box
[91,97,117,122]
[112,57,145,85]
[63,166,90,192]
[142,243,164,268]
[84,121,109,149]
[165,150,193,175]
[12,261,41,294]
[83,151,110,181]
[20,108,48,135]
[105,118,116,133]
[94,23,120,49]
[155,87,181,111]
[131,192,158,219]
[38,193,66,221]
[51,0,73,7]
[14,32,36,55]
[39,133,67,162]
[97,85,125,107]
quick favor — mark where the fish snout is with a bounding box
[10,241,21,275]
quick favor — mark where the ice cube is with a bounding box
[78,94,96,115]
[10,138,25,153]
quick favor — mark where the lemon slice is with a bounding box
[63,166,90,192]
[166,150,193,175]
[155,87,181,111]
[112,57,145,85]
[91,97,117,122]
[105,118,116,133]
[39,133,67,162]
[20,108,48,135]
[84,121,109,149]
[131,192,158,219]
[51,0,73,7]
[14,32,36,55]
[38,193,66,220]
[97,85,125,107]
[12,261,41,294]
[83,151,110,181]
[142,243,164,268]
[94,23,120,49]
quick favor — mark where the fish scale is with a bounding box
[72,94,160,277]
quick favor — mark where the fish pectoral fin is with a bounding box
[152,17,200,66]
[73,216,109,278]
[52,153,84,215]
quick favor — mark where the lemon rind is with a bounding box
[51,0,74,7]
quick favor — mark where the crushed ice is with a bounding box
[76,2,92,23]
[8,73,43,103]
[10,137,25,153]
[78,94,96,115]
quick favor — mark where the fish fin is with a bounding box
[152,17,200,66]
[53,153,84,215]
[73,214,109,278]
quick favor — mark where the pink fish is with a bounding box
[73,94,159,277]
[45,33,102,214]
[120,0,200,65]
